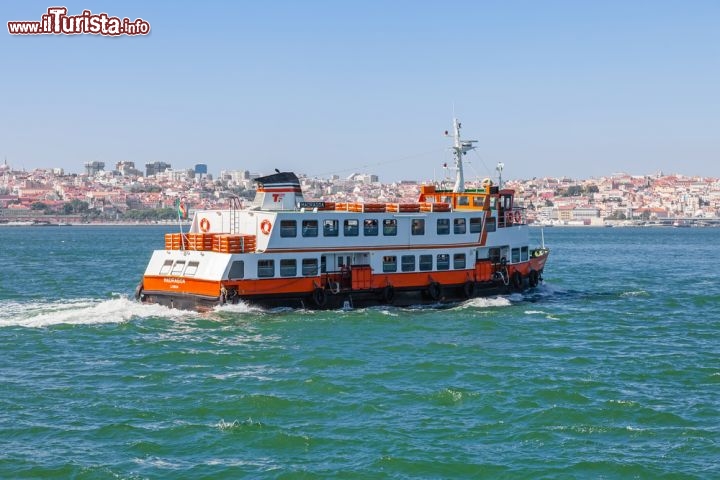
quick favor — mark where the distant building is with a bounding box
[145,161,171,177]
[116,161,142,177]
[84,161,105,176]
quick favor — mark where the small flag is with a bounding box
[177,198,188,219]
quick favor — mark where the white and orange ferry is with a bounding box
[136,120,549,310]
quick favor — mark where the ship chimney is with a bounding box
[252,171,305,210]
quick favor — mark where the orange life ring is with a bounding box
[260,219,272,235]
[514,210,522,223]
[199,218,210,232]
[505,211,514,224]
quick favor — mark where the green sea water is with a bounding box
[1,225,719,478]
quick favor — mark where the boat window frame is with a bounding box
[454,218,466,234]
[228,260,245,279]
[279,219,297,238]
[521,246,529,262]
[411,218,425,236]
[469,217,483,233]
[160,259,173,275]
[171,260,186,276]
[383,219,397,236]
[453,253,466,269]
[437,253,450,270]
[436,218,450,235]
[382,255,397,272]
[486,217,497,232]
[302,258,318,276]
[344,218,359,237]
[511,248,520,263]
[184,261,200,276]
[257,259,275,278]
[302,219,318,237]
[323,219,339,237]
[401,255,415,272]
[363,218,379,236]
[419,254,433,271]
[280,258,297,277]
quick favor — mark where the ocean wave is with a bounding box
[0,297,196,328]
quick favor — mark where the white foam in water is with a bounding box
[0,297,197,328]
[212,301,264,315]
[459,296,513,309]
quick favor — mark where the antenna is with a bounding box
[448,119,477,193]
[496,162,504,189]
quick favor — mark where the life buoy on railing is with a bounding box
[514,210,522,223]
[505,211,513,224]
[199,218,210,232]
[260,219,272,235]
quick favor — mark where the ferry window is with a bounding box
[486,217,497,232]
[321,255,327,273]
[454,218,466,234]
[454,253,466,269]
[470,217,483,233]
[280,220,297,237]
[489,248,502,263]
[437,218,450,235]
[302,258,318,276]
[437,254,450,270]
[382,255,397,272]
[473,196,484,207]
[521,246,529,262]
[160,259,173,275]
[302,220,318,237]
[383,219,397,236]
[419,254,433,271]
[257,259,274,278]
[401,255,415,272]
[458,196,469,206]
[364,219,379,236]
[280,259,297,277]
[171,260,185,276]
[344,219,359,236]
[229,260,244,279]
[411,219,425,235]
[511,248,520,263]
[323,219,339,237]
[185,261,200,276]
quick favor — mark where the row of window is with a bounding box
[280,217,488,238]
[227,253,470,279]
[161,247,527,279]
[382,253,466,272]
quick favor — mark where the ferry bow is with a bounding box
[135,120,550,311]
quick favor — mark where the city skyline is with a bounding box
[2,1,719,182]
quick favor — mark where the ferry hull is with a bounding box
[138,276,542,312]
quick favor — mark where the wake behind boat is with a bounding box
[135,120,550,311]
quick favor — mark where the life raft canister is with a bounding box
[260,219,272,235]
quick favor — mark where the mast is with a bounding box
[447,119,477,193]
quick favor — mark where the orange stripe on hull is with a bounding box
[143,276,221,297]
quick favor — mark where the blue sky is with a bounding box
[2,0,718,182]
